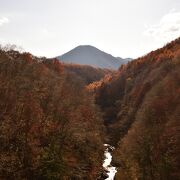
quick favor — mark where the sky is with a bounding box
[0,0,180,58]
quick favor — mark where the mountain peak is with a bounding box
[76,45,96,49]
[72,45,101,53]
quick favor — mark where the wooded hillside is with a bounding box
[0,49,105,179]
[95,38,180,180]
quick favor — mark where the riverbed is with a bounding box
[103,144,117,180]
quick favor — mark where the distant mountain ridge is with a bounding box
[57,45,131,69]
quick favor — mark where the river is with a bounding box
[103,144,117,180]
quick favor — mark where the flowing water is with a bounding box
[103,144,117,180]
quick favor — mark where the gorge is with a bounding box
[0,37,179,179]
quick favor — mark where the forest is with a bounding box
[0,37,179,180]
[93,37,180,180]
[0,47,106,179]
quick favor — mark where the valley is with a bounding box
[0,37,179,179]
[93,37,180,179]
[1,0,180,179]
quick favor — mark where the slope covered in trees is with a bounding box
[95,38,180,179]
[0,49,105,179]
[64,63,112,85]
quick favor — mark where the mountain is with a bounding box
[57,45,130,69]
[116,57,132,64]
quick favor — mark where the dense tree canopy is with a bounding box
[95,37,180,179]
[0,48,105,179]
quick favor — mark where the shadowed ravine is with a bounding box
[102,144,117,180]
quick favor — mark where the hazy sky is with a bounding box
[0,0,180,58]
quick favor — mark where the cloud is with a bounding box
[0,17,9,26]
[144,11,180,43]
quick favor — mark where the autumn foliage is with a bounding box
[95,37,180,179]
[0,48,105,179]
